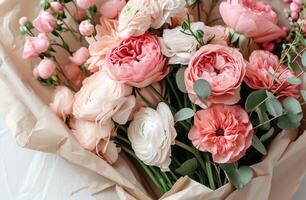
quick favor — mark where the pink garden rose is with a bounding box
[189,104,253,163]
[244,50,301,100]
[50,86,75,120]
[86,18,120,72]
[105,33,168,88]
[33,11,57,33]
[73,71,135,125]
[23,33,50,59]
[219,0,282,43]
[185,44,246,108]
[100,0,126,19]
[69,118,118,164]
[69,47,90,66]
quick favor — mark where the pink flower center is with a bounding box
[216,129,225,136]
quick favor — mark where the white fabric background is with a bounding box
[0,116,305,200]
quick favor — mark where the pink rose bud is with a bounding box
[76,0,95,10]
[69,47,90,66]
[100,0,126,19]
[79,20,94,36]
[282,0,292,3]
[33,11,57,33]
[262,42,275,52]
[50,2,64,12]
[19,17,29,26]
[37,58,56,79]
[74,10,87,21]
[281,27,288,38]
[293,0,302,5]
[33,67,39,79]
[23,33,50,59]
[290,2,300,11]
[291,11,299,20]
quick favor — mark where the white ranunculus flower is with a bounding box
[73,71,135,125]
[159,22,205,65]
[128,102,177,171]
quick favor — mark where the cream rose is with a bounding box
[69,118,118,164]
[128,102,177,171]
[160,22,229,65]
[50,86,75,120]
[118,0,186,38]
[73,71,135,124]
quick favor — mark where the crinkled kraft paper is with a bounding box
[1,0,306,200]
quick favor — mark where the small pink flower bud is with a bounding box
[76,0,95,10]
[291,11,299,20]
[281,27,288,38]
[293,0,303,5]
[74,10,87,21]
[290,2,300,12]
[37,58,56,79]
[19,17,29,26]
[79,20,94,36]
[33,11,57,33]
[69,47,90,65]
[33,67,40,79]
[50,2,64,12]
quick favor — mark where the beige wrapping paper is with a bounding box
[1,0,306,200]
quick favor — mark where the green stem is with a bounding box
[203,154,216,190]
[166,76,183,108]
[116,134,130,145]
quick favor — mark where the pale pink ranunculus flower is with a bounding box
[105,33,168,88]
[69,118,118,164]
[118,0,186,38]
[86,18,120,72]
[23,33,50,59]
[185,44,246,108]
[100,0,126,19]
[244,50,301,100]
[219,0,282,43]
[62,62,84,89]
[69,47,90,66]
[128,102,177,171]
[76,0,95,10]
[73,71,135,125]
[50,86,75,120]
[37,58,56,79]
[189,104,253,163]
[159,22,229,65]
[79,20,94,36]
[33,11,57,33]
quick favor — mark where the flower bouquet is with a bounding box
[1,0,306,199]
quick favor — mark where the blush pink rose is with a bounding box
[100,0,126,19]
[105,33,168,88]
[23,33,50,59]
[244,50,301,100]
[73,71,135,125]
[86,18,120,72]
[33,11,57,33]
[219,0,282,43]
[69,47,90,66]
[189,104,253,163]
[50,86,75,120]
[37,58,56,79]
[185,44,246,108]
[76,0,95,10]
[62,62,84,89]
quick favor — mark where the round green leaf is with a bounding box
[264,94,283,117]
[300,90,306,102]
[175,158,198,175]
[283,97,302,115]
[245,90,267,112]
[252,135,267,155]
[260,127,275,143]
[287,77,302,85]
[193,79,211,102]
[302,51,306,67]
[255,107,270,130]
[176,67,187,93]
[277,114,301,130]
[174,108,195,122]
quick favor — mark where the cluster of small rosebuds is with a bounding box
[19,0,99,90]
[283,0,304,21]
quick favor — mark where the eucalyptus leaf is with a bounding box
[174,108,195,122]
[175,158,198,175]
[288,62,298,72]
[277,97,303,130]
[255,107,270,130]
[283,97,302,115]
[252,135,267,155]
[264,93,283,117]
[219,164,253,190]
[277,114,301,130]
[301,90,306,102]
[245,90,267,112]
[231,32,240,43]
[302,51,306,67]
[260,127,275,143]
[193,79,211,102]
[287,77,302,85]
[176,67,188,93]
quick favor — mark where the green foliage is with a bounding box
[175,158,198,175]
[252,135,267,155]
[193,79,211,103]
[174,108,195,122]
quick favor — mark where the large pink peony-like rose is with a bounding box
[219,0,282,43]
[185,44,246,108]
[244,50,301,100]
[73,71,135,125]
[105,33,168,88]
[189,104,253,163]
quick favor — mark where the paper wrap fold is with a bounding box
[1,0,306,199]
